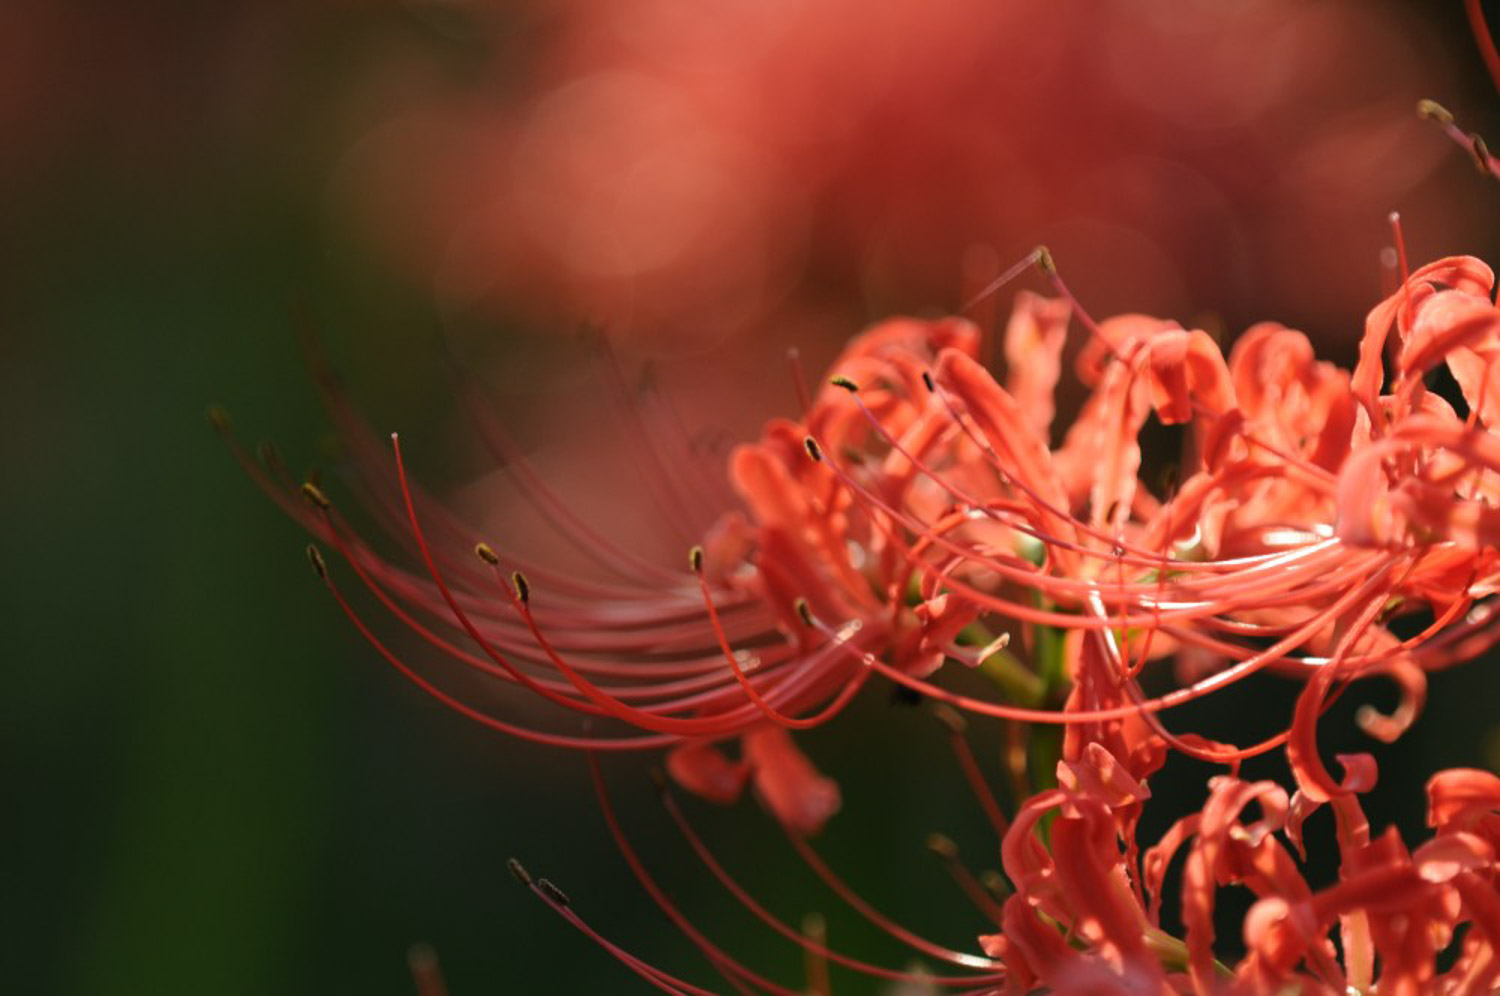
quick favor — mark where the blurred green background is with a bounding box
[11,2,1500,994]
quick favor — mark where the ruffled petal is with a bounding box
[743,724,841,835]
[666,740,750,805]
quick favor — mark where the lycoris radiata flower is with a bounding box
[221,227,1500,990]
[214,9,1500,990]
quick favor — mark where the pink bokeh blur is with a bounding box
[330,0,1496,353]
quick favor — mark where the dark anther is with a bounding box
[1034,245,1057,277]
[1471,132,1493,174]
[925,832,960,860]
[931,703,967,735]
[507,857,533,886]
[794,597,815,628]
[300,482,332,510]
[537,878,570,907]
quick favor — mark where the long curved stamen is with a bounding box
[691,551,870,729]
[588,755,802,996]
[843,385,1195,575]
[391,434,642,718]
[960,246,1048,316]
[487,547,878,735]
[318,505,594,694]
[394,434,825,730]
[812,428,1370,631]
[1468,0,1500,94]
[924,833,1007,924]
[804,554,1397,735]
[826,391,1347,612]
[781,828,1004,971]
[450,368,687,587]
[657,784,1002,986]
[932,706,1010,839]
[310,546,677,750]
[510,858,712,995]
[301,325,698,603]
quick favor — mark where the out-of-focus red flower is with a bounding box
[336,0,1486,350]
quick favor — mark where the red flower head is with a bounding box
[227,229,1500,988]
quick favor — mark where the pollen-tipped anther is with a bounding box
[829,375,859,393]
[306,544,328,580]
[474,542,500,565]
[537,878,570,907]
[689,545,704,574]
[921,370,936,393]
[511,570,530,604]
[1034,245,1057,277]
[1417,98,1455,126]
[925,832,960,861]
[803,436,823,462]
[507,857,533,886]
[206,405,232,434]
[794,597,815,628]
[980,869,1011,898]
[931,703,967,735]
[1471,132,1492,173]
[300,482,332,510]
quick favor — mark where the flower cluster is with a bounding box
[226,245,1500,991]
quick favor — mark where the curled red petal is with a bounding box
[1003,290,1071,438]
[1353,654,1427,744]
[1427,768,1500,830]
[743,725,841,836]
[1144,327,1237,425]
[1334,444,1393,548]
[1056,741,1152,811]
[1401,288,1500,399]
[1413,831,1494,884]
[666,740,750,806]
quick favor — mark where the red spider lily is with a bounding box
[225,240,1500,989]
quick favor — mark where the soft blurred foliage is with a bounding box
[10,1,1500,993]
